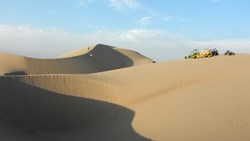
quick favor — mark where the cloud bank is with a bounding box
[1,24,250,61]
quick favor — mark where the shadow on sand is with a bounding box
[0,77,151,141]
[25,44,134,75]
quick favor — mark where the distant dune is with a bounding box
[0,45,250,141]
[0,44,153,75]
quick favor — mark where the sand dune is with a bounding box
[0,44,153,75]
[0,76,149,141]
[0,45,250,141]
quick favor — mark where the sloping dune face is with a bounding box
[0,76,151,141]
[0,46,250,141]
[82,54,250,141]
[0,44,153,75]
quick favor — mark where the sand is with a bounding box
[0,44,153,75]
[0,44,250,141]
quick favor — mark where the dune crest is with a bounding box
[0,44,153,75]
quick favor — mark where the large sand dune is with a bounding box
[0,45,250,141]
[0,44,153,75]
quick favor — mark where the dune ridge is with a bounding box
[0,44,153,75]
[0,45,250,141]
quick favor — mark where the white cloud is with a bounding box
[108,0,138,10]
[138,16,151,25]
[0,24,83,57]
[124,0,138,9]
[185,39,250,52]
[0,24,250,61]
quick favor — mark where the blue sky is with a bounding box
[1,0,250,61]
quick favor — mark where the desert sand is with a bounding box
[0,44,250,141]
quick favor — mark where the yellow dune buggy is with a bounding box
[185,49,212,59]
